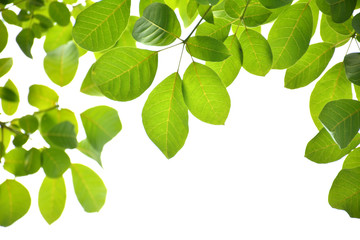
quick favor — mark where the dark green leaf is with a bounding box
[344,53,360,85]
[33,14,53,29]
[17,10,31,21]
[259,0,292,9]
[0,58,12,78]
[0,86,18,102]
[19,115,39,133]
[47,121,78,149]
[25,148,41,174]
[48,2,70,26]
[326,0,356,23]
[28,84,58,110]
[352,13,360,34]
[224,0,246,18]
[186,36,230,62]
[316,0,331,14]
[242,5,272,27]
[16,28,34,59]
[41,148,71,178]
[12,133,29,147]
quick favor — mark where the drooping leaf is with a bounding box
[44,41,79,87]
[239,28,272,76]
[38,176,66,225]
[77,139,102,166]
[1,80,19,116]
[186,36,230,62]
[47,121,78,149]
[81,106,121,152]
[320,14,352,47]
[132,2,181,46]
[92,47,158,101]
[0,58,13,78]
[80,64,103,96]
[0,20,7,54]
[43,24,72,52]
[0,180,31,227]
[310,63,352,129]
[285,42,335,89]
[196,17,231,42]
[183,62,231,125]
[71,164,107,212]
[259,0,292,9]
[16,28,34,58]
[19,115,38,133]
[344,53,360,85]
[28,84,58,110]
[73,0,131,51]
[305,129,360,163]
[319,99,360,149]
[352,13,360,34]
[326,0,356,23]
[142,73,189,159]
[326,15,353,35]
[41,148,71,178]
[48,2,70,26]
[268,3,313,69]
[206,35,242,87]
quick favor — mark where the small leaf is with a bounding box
[142,73,189,159]
[0,58,12,78]
[47,121,78,149]
[242,5,272,27]
[28,84,58,110]
[77,139,102,166]
[38,176,66,225]
[2,9,21,26]
[0,20,8,54]
[19,115,38,133]
[198,4,214,23]
[1,80,19,115]
[344,53,360,85]
[16,28,34,58]
[0,180,31,227]
[71,164,107,212]
[326,0,356,23]
[41,148,71,178]
[183,62,231,125]
[48,2,70,26]
[133,2,181,46]
[224,0,246,18]
[259,0,292,9]
[24,148,41,174]
[13,133,29,147]
[319,99,360,149]
[81,106,121,151]
[186,36,230,62]
[73,0,131,51]
[33,14,53,29]
[44,41,79,87]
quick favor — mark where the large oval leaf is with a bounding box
[0,180,31,227]
[142,73,189,159]
[38,176,66,224]
[92,47,158,101]
[133,2,181,46]
[41,148,71,178]
[186,36,230,62]
[268,3,313,69]
[344,53,360,85]
[71,164,106,212]
[183,62,230,125]
[73,0,131,51]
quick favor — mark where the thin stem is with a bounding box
[157,42,183,53]
[345,37,354,56]
[184,5,212,43]
[33,104,59,115]
[355,36,360,52]
[177,44,186,73]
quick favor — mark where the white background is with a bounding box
[1,1,360,239]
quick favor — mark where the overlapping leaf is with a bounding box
[47,121,78,149]
[344,53,360,85]
[320,14,352,47]
[259,0,292,9]
[196,17,231,42]
[43,24,72,52]
[28,84,58,110]
[326,0,356,23]
[41,148,71,178]
[186,36,230,62]
[49,2,70,26]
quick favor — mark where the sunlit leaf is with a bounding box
[196,17,231,42]
[139,0,164,16]
[19,115,38,133]
[41,148,71,178]
[198,4,214,23]
[28,84,58,110]
[259,0,292,9]
[343,148,360,169]
[4,148,28,176]
[2,9,21,27]
[320,14,352,47]
[77,139,102,166]
[186,36,230,62]
[316,0,331,14]
[43,24,72,53]
[80,64,103,96]
[0,20,7,53]
[1,79,19,116]
[48,2,70,26]
[326,15,353,35]
[12,133,29,147]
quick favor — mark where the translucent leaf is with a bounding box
[48,2,70,26]
[242,5,271,27]
[344,53,360,85]
[206,35,242,87]
[198,4,214,23]
[44,41,79,87]
[320,14,351,47]
[343,148,360,169]
[19,115,38,133]
[38,176,66,224]
[0,20,7,54]
[239,29,272,76]
[0,58,13,78]
[28,84,58,110]
[259,0,292,9]
[47,121,78,149]
[178,0,198,27]
[326,15,353,35]
[196,0,219,5]
[43,24,72,52]
[310,63,352,129]
[285,42,335,89]
[1,80,19,116]
[224,0,247,18]
[319,99,360,149]
[187,0,198,19]
[80,106,121,151]
[186,36,230,62]
[116,16,138,47]
[80,64,103,96]
[41,148,71,178]
[71,164,106,212]
[196,17,231,42]
[25,148,41,174]
[326,0,356,23]
[133,2,181,46]
[73,0,130,51]
[4,148,28,176]
[77,139,102,166]
[16,28,34,58]
[142,73,189,159]
[305,129,360,163]
[268,3,313,69]
[183,62,231,125]
[92,47,158,101]
[0,180,31,227]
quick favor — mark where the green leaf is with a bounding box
[92,47,158,101]
[73,0,131,51]
[328,167,360,218]
[0,180,31,227]
[178,0,198,27]
[1,80,19,116]
[19,115,38,133]
[116,15,138,47]
[71,164,106,212]
[285,42,335,89]
[316,0,331,14]
[187,0,198,19]
[196,0,219,5]
[44,41,79,87]
[28,84,59,110]
[81,106,121,152]
[242,5,272,27]
[139,0,165,16]
[4,148,28,176]
[224,0,246,18]
[326,0,356,23]
[43,24,72,52]
[142,73,189,159]
[344,53,360,85]
[33,14,53,29]
[77,139,102,166]
[48,2,70,26]
[186,36,230,62]
[239,28,272,76]
[0,58,12,78]
[12,133,29,147]
[196,17,231,42]
[16,28,34,58]
[259,0,292,9]
[206,35,242,87]
[2,10,21,26]
[133,3,181,46]
[326,15,353,35]
[0,86,17,102]
[343,147,360,169]
[80,64,103,96]
[352,13,360,34]
[0,20,7,54]
[268,3,313,69]
[310,63,352,129]
[38,176,66,225]
[319,99,360,149]
[305,129,360,163]
[25,148,41,174]
[320,14,352,47]
[183,62,231,125]
[41,148,71,178]
[198,4,214,23]
[47,121,78,149]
